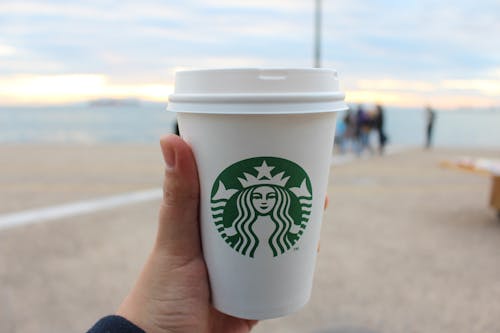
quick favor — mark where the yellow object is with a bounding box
[491,176,500,211]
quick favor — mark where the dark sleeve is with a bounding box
[87,315,145,333]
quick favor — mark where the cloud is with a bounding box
[488,67,500,78]
[0,74,172,105]
[0,0,499,107]
[322,0,500,80]
[346,89,500,109]
[355,79,437,92]
[345,77,500,109]
[442,80,500,95]
[193,0,308,11]
[0,43,17,56]
[0,1,188,21]
[0,56,65,74]
[160,55,277,70]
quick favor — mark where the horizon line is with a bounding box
[0,98,499,112]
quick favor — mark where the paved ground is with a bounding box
[0,144,499,333]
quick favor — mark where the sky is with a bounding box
[0,0,499,109]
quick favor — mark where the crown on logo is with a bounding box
[238,160,290,188]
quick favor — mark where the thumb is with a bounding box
[155,134,201,260]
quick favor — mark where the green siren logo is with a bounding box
[211,157,313,258]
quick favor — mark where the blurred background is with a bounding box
[0,1,499,332]
[1,0,499,145]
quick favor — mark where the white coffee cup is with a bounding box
[167,68,347,320]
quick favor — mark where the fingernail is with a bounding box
[163,142,176,170]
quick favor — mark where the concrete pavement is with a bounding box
[0,145,499,333]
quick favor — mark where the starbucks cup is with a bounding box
[167,68,347,320]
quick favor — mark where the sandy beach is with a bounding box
[1,144,499,333]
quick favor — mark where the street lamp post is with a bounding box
[314,0,322,68]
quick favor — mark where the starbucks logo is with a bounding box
[211,157,313,258]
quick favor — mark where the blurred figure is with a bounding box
[355,105,374,156]
[373,104,388,154]
[425,105,436,149]
[342,108,357,153]
[334,115,346,153]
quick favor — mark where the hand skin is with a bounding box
[117,134,257,333]
[116,134,329,333]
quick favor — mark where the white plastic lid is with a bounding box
[167,68,348,114]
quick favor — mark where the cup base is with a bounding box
[213,293,310,320]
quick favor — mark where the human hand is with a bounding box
[117,134,257,333]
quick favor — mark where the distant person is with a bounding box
[334,115,346,153]
[342,108,357,153]
[425,105,436,149]
[355,105,374,156]
[373,104,388,154]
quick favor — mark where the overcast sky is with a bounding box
[0,0,499,108]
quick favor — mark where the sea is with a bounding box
[0,102,499,148]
